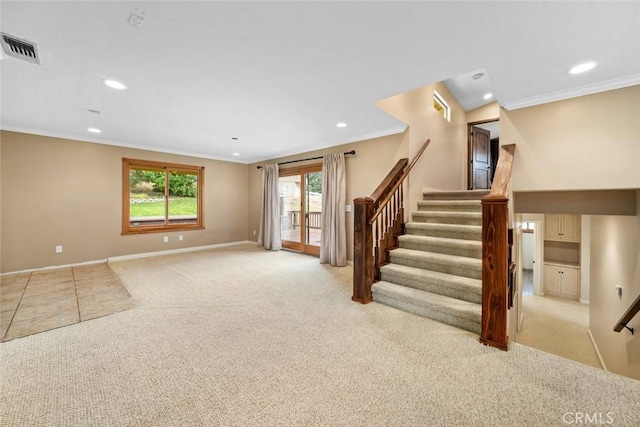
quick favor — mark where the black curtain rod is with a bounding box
[256,150,356,169]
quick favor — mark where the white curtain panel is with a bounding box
[258,163,282,251]
[320,153,347,266]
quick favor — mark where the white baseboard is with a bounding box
[108,240,253,262]
[588,328,608,371]
[580,299,590,305]
[1,259,108,276]
[1,241,254,275]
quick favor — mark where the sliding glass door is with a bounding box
[279,165,322,256]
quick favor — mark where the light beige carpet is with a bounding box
[1,244,639,426]
[516,295,601,369]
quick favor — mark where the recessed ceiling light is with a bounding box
[103,79,127,90]
[483,93,493,100]
[87,127,102,134]
[232,152,240,156]
[568,61,598,75]
[336,122,347,128]
[472,73,484,80]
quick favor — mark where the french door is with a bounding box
[279,165,322,256]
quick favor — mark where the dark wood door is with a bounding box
[471,126,491,189]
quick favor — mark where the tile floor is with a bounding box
[0,263,134,342]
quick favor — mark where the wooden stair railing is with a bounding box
[613,292,640,335]
[353,139,431,303]
[479,144,516,351]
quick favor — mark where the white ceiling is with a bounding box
[1,1,639,163]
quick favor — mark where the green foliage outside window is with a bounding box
[130,169,197,197]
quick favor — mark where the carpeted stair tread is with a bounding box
[389,248,481,280]
[405,222,482,240]
[411,211,481,226]
[398,234,481,259]
[380,263,481,303]
[417,200,482,212]
[422,189,490,200]
[378,189,489,335]
[372,281,481,334]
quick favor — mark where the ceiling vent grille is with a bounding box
[1,33,40,64]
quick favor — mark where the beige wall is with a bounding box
[376,82,468,210]
[466,101,500,124]
[502,85,640,192]
[589,192,640,379]
[500,85,640,378]
[247,132,407,261]
[0,131,249,273]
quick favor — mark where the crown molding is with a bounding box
[501,74,640,111]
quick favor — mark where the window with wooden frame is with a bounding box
[122,158,204,235]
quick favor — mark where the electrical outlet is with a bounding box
[179,235,184,241]
[55,245,63,253]
[163,236,168,243]
[253,230,256,236]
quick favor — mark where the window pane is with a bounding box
[305,171,322,247]
[123,158,204,235]
[280,175,301,243]
[129,167,166,227]
[433,90,451,122]
[167,170,199,225]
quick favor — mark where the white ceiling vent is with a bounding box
[1,33,40,65]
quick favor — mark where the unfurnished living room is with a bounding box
[1,2,639,426]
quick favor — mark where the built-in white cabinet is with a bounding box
[543,262,580,300]
[545,214,580,242]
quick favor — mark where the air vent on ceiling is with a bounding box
[0,33,40,65]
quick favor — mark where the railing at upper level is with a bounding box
[614,292,640,335]
[479,144,516,351]
[352,139,430,303]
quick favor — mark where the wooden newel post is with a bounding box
[479,194,509,350]
[353,196,374,304]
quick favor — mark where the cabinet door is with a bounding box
[560,215,580,242]
[560,267,579,298]
[544,265,561,293]
[545,215,562,241]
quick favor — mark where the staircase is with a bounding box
[371,189,489,334]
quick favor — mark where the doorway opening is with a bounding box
[279,164,322,256]
[515,214,600,369]
[467,119,499,190]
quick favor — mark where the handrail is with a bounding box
[613,292,640,334]
[371,139,431,223]
[352,138,431,304]
[479,144,516,351]
[488,144,516,197]
[370,158,409,205]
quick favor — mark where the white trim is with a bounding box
[579,299,590,305]
[0,125,244,163]
[251,125,407,165]
[502,74,640,111]
[588,328,607,371]
[107,240,252,263]
[0,241,253,275]
[433,89,451,122]
[0,259,108,276]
